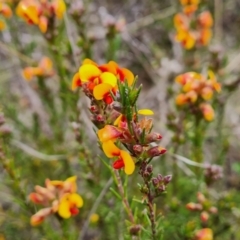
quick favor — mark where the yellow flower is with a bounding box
[90,213,100,223]
[52,0,66,19]
[16,1,39,25]
[58,193,83,219]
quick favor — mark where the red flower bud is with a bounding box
[146,133,162,143]
[147,146,166,157]
[200,211,209,223]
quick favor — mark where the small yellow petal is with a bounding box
[90,213,99,223]
[38,16,48,33]
[82,58,98,66]
[100,72,117,87]
[138,109,154,115]
[102,140,120,158]
[58,199,71,219]
[66,176,77,183]
[69,193,83,208]
[120,150,135,175]
[114,114,122,126]
[79,64,101,82]
[93,83,112,100]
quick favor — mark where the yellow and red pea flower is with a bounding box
[22,57,54,81]
[175,71,220,121]
[101,139,135,175]
[174,1,213,49]
[58,192,83,219]
[29,176,83,226]
[16,0,66,33]
[16,0,40,25]
[72,59,135,104]
[97,125,135,175]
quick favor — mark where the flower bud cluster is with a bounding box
[175,71,221,121]
[151,174,172,195]
[29,176,83,226]
[72,59,167,175]
[204,164,223,186]
[186,192,218,224]
[16,0,66,34]
[174,0,213,49]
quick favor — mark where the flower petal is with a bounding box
[58,198,71,219]
[100,72,117,87]
[82,58,98,66]
[138,109,154,115]
[120,150,135,175]
[72,72,81,90]
[121,68,134,86]
[102,140,120,158]
[97,125,122,142]
[114,114,123,126]
[79,64,101,82]
[93,83,112,100]
[69,193,83,208]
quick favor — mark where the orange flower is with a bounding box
[198,28,212,46]
[22,57,54,81]
[0,3,12,18]
[200,103,214,121]
[175,94,187,106]
[16,1,40,25]
[174,13,188,30]
[198,11,213,28]
[174,3,213,48]
[180,0,200,5]
[39,15,48,33]
[30,207,52,226]
[195,228,213,240]
[72,59,135,104]
[183,5,198,15]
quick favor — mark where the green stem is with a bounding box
[114,170,135,224]
[192,116,204,176]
